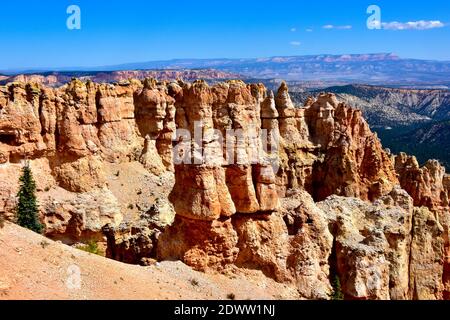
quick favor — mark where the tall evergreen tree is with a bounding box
[331,275,344,300]
[16,162,42,233]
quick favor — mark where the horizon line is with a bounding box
[3,52,450,75]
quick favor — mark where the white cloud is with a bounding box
[306,28,313,32]
[381,20,445,30]
[322,25,352,30]
[290,27,297,32]
[290,41,301,46]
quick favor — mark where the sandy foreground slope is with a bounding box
[0,222,298,300]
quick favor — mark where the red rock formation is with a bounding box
[168,80,279,222]
[157,190,333,299]
[1,78,449,300]
[409,207,445,299]
[1,69,241,87]
[157,216,240,272]
[394,153,449,211]
[393,153,450,299]
[270,85,398,201]
[0,80,174,242]
[305,93,398,201]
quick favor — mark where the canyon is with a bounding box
[291,84,450,170]
[0,78,449,300]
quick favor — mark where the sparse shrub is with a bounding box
[0,213,5,229]
[128,204,134,210]
[331,275,344,300]
[190,278,199,287]
[227,293,236,300]
[16,162,42,234]
[40,240,50,249]
[44,186,50,192]
[26,83,41,95]
[78,240,102,255]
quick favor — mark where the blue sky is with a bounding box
[0,0,449,70]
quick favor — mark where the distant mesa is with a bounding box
[2,53,449,87]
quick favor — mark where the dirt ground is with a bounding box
[0,222,299,300]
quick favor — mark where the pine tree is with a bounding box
[16,162,42,233]
[331,275,344,300]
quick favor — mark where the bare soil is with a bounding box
[0,222,298,300]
